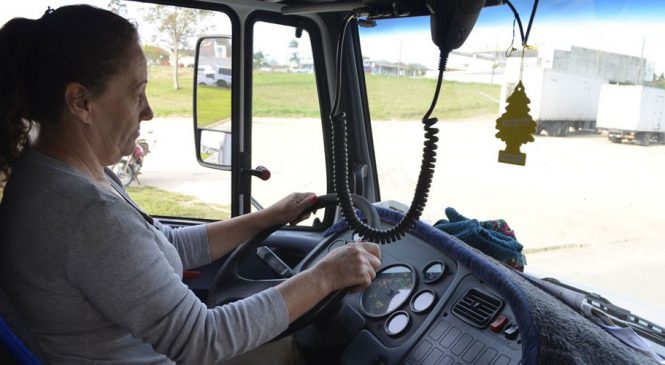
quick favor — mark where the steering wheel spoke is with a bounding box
[206,193,380,335]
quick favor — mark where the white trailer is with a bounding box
[499,68,607,137]
[596,85,665,145]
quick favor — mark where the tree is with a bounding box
[253,51,267,69]
[288,39,300,69]
[107,0,127,16]
[144,6,210,90]
[143,45,170,66]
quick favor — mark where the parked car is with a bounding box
[215,67,232,88]
[197,65,216,86]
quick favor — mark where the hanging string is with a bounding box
[505,19,518,57]
[503,0,539,82]
[503,0,540,47]
[519,47,526,81]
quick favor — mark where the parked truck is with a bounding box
[500,46,649,137]
[596,84,665,145]
[499,68,606,137]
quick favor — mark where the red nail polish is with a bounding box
[308,195,317,203]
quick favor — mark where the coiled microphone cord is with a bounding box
[330,13,449,243]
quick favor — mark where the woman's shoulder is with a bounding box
[1,148,132,230]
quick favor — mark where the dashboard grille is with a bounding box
[452,288,504,328]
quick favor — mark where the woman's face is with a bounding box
[88,44,153,166]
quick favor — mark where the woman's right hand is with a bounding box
[312,241,382,294]
[276,241,381,324]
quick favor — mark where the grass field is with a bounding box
[146,66,197,117]
[126,186,230,220]
[147,66,500,123]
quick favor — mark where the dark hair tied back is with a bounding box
[0,5,139,184]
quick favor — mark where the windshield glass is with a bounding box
[361,0,665,319]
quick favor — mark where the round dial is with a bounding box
[385,311,410,336]
[327,239,346,252]
[422,261,446,283]
[361,265,416,317]
[411,290,436,313]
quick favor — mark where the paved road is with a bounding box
[136,116,665,320]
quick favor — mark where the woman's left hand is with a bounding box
[263,192,318,226]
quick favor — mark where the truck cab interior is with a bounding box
[1,0,664,364]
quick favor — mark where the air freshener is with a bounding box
[495,80,536,166]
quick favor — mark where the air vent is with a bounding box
[452,288,504,328]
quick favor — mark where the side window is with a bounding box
[113,2,233,220]
[250,21,326,219]
[0,1,234,220]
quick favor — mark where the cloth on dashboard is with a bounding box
[0,147,289,364]
[433,207,527,271]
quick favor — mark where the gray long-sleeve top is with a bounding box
[0,147,289,364]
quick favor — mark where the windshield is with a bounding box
[360,0,665,319]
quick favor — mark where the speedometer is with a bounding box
[361,264,416,318]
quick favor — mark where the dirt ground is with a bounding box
[139,117,665,323]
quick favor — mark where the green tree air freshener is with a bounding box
[495,80,537,166]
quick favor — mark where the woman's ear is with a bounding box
[63,82,93,125]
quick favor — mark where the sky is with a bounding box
[2,1,665,74]
[359,1,665,74]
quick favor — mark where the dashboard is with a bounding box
[299,224,524,365]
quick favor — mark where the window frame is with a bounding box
[243,11,335,229]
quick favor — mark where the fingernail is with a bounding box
[308,194,317,203]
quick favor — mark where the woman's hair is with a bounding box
[0,5,139,183]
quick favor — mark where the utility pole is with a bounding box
[637,38,645,85]
[398,41,402,77]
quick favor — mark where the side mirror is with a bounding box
[194,35,233,169]
[199,129,232,168]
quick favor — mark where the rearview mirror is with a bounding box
[194,35,233,169]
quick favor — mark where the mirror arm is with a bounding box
[242,166,271,181]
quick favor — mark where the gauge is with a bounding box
[385,311,410,336]
[422,261,446,283]
[361,264,416,318]
[411,290,436,313]
[327,239,346,252]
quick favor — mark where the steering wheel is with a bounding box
[206,193,380,335]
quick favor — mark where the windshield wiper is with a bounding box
[542,277,665,346]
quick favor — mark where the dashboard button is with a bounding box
[504,323,520,340]
[490,315,509,333]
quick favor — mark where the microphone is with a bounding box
[427,0,486,54]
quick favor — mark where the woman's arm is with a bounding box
[69,199,380,362]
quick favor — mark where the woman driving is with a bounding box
[0,5,381,364]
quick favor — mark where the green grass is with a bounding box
[126,186,230,220]
[252,72,501,120]
[147,66,231,127]
[147,66,500,122]
[252,72,320,117]
[146,66,196,117]
[197,86,232,127]
[365,75,500,120]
